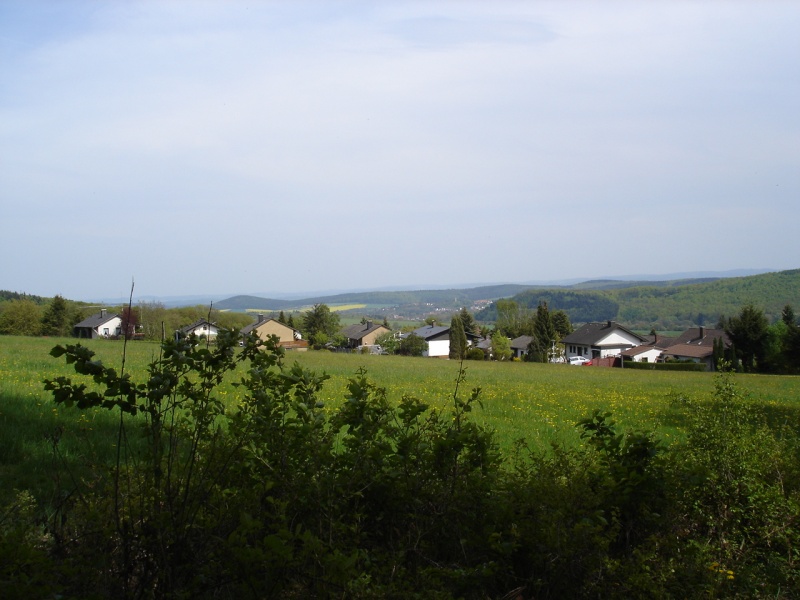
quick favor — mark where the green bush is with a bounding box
[4,334,796,598]
[465,347,486,360]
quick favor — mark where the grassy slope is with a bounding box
[4,335,800,505]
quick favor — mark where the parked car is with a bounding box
[568,356,589,365]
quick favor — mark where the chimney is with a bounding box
[607,320,612,328]
[257,314,264,323]
[100,308,106,318]
[366,320,373,329]
[699,326,705,340]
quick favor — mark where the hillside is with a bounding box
[216,270,800,329]
[214,284,536,311]
[475,269,800,329]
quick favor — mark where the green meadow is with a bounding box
[2,335,800,501]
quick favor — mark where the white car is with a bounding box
[568,356,590,365]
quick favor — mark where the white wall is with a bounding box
[631,347,662,362]
[98,316,122,337]
[426,339,450,357]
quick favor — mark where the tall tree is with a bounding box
[40,294,69,336]
[551,310,573,339]
[724,304,769,372]
[278,310,287,324]
[495,299,533,338]
[302,304,340,348]
[120,306,139,340]
[137,301,168,340]
[779,304,800,374]
[458,307,478,335]
[782,305,796,327]
[531,302,557,363]
[449,315,467,360]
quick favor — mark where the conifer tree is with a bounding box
[41,294,69,336]
[532,302,557,362]
[458,307,478,335]
[449,315,467,360]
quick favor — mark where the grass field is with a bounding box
[3,335,800,501]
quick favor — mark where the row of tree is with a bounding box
[0,295,77,337]
[722,304,800,374]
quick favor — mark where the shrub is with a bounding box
[465,347,486,361]
[14,336,800,598]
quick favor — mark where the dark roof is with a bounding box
[663,344,715,359]
[671,327,728,347]
[510,335,534,350]
[178,319,216,335]
[642,334,677,349]
[561,321,646,346]
[74,311,119,329]
[411,325,450,340]
[340,322,388,341]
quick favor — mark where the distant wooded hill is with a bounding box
[215,269,800,330]
[214,284,535,312]
[476,269,800,329]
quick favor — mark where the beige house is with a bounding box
[340,321,391,349]
[242,315,307,350]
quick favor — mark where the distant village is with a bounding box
[74,306,732,372]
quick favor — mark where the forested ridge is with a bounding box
[476,269,800,329]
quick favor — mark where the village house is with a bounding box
[510,335,534,360]
[73,309,122,339]
[410,324,481,358]
[241,315,308,351]
[561,321,647,361]
[660,326,729,370]
[340,321,391,349]
[620,333,676,363]
[175,319,219,340]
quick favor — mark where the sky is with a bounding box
[2,1,799,302]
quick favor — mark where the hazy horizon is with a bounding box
[3,2,798,300]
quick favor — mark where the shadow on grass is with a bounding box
[0,390,142,507]
[656,390,800,443]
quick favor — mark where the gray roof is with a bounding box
[671,327,728,347]
[662,344,715,359]
[510,335,534,350]
[178,319,216,335]
[641,334,677,349]
[340,322,388,341]
[74,311,119,329]
[411,325,450,340]
[561,321,647,346]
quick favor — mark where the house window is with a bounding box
[103,328,109,336]
[202,325,207,330]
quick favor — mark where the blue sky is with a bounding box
[2,1,798,302]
